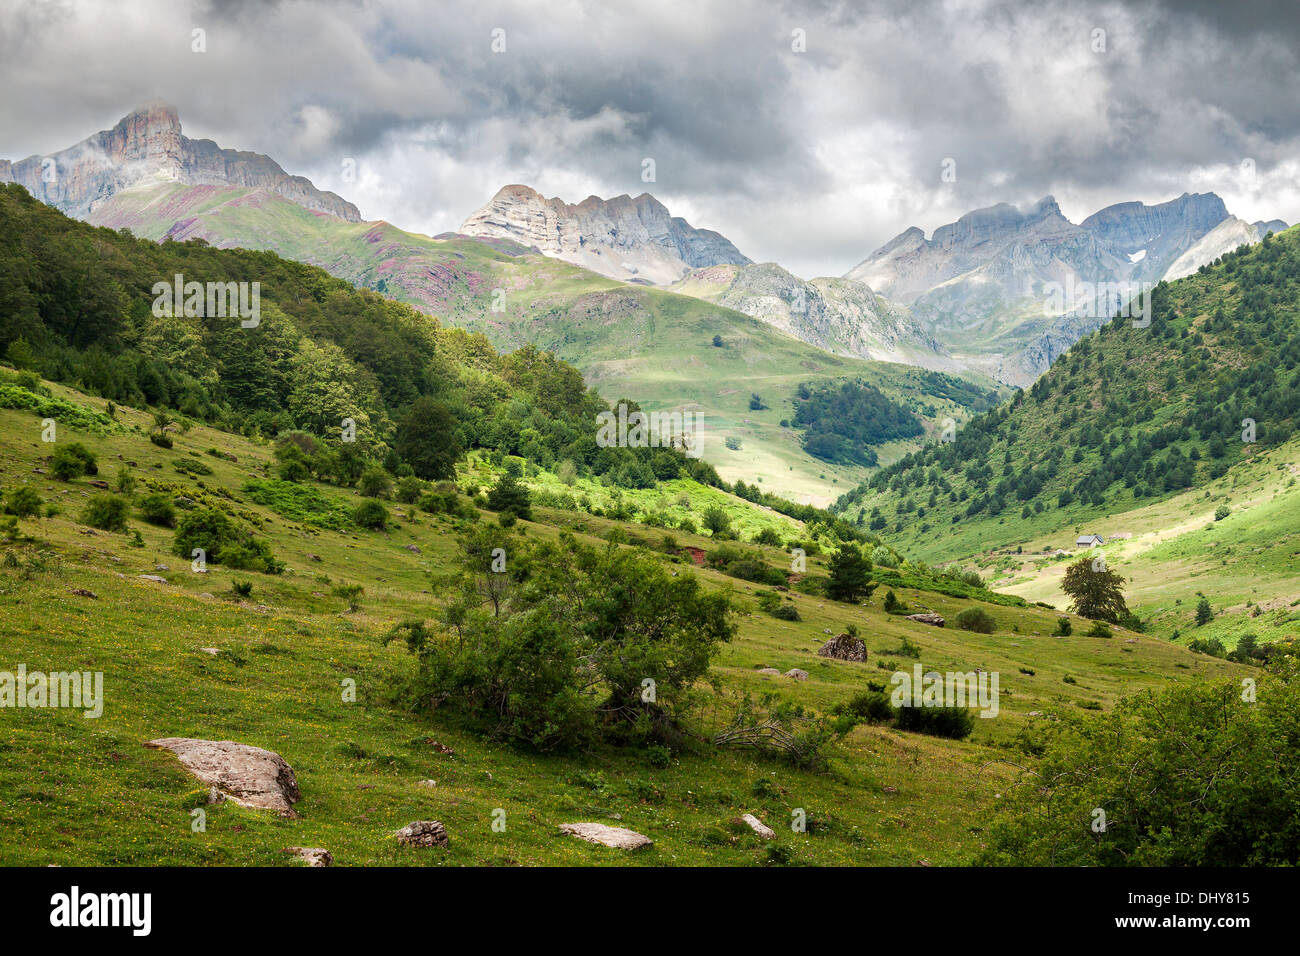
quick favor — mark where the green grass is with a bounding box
[0,375,1245,866]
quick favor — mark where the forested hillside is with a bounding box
[0,183,719,490]
[835,228,1300,553]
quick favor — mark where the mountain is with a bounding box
[1,104,1006,504]
[0,101,360,222]
[834,228,1300,643]
[846,193,1285,386]
[668,262,954,369]
[459,184,750,284]
[1163,216,1289,281]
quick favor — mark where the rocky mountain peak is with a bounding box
[0,102,361,222]
[459,184,749,284]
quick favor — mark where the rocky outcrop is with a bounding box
[1163,216,1289,281]
[558,822,653,850]
[739,814,776,840]
[671,262,951,368]
[1,101,360,222]
[817,632,868,661]
[906,612,945,627]
[284,846,333,867]
[459,184,749,284]
[143,738,301,815]
[395,820,450,848]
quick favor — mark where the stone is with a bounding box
[907,612,946,627]
[395,820,449,848]
[307,553,322,562]
[198,647,220,655]
[405,544,421,553]
[138,574,168,584]
[558,822,652,850]
[88,479,109,489]
[143,738,301,816]
[785,668,809,681]
[740,814,775,840]
[817,632,868,661]
[756,667,782,676]
[67,587,98,599]
[417,779,437,788]
[284,846,333,867]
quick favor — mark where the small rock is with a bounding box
[307,553,322,562]
[284,847,333,867]
[417,779,437,788]
[405,544,421,554]
[818,632,867,662]
[756,667,782,676]
[154,564,170,572]
[559,822,652,850]
[739,813,775,840]
[67,587,98,599]
[395,820,449,848]
[906,612,946,627]
[198,647,220,655]
[138,574,168,584]
[88,479,109,489]
[784,668,809,681]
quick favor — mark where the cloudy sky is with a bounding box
[2,0,1299,278]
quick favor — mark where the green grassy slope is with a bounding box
[0,376,1242,866]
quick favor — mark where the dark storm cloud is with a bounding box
[1,0,1297,277]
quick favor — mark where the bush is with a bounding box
[80,493,130,532]
[830,690,894,724]
[1214,504,1230,521]
[358,466,393,499]
[486,473,532,521]
[149,433,173,449]
[883,589,909,614]
[352,499,389,530]
[770,603,800,621]
[892,702,975,739]
[3,486,42,518]
[231,580,253,598]
[954,607,996,634]
[978,664,1300,865]
[173,507,282,574]
[1052,617,1072,636]
[386,530,735,750]
[1086,620,1113,638]
[51,442,97,481]
[136,492,177,527]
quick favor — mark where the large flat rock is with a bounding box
[559,822,653,850]
[144,737,300,816]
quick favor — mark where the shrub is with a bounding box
[149,433,173,449]
[1214,504,1230,521]
[883,589,909,614]
[173,507,282,574]
[1086,620,1113,638]
[830,690,894,724]
[352,499,389,530]
[1052,617,1072,636]
[231,580,253,598]
[954,607,996,634]
[3,486,42,518]
[486,473,532,520]
[770,603,800,621]
[51,443,97,481]
[137,492,177,528]
[80,493,130,532]
[892,702,975,739]
[358,466,393,499]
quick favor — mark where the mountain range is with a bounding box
[1,101,1287,430]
